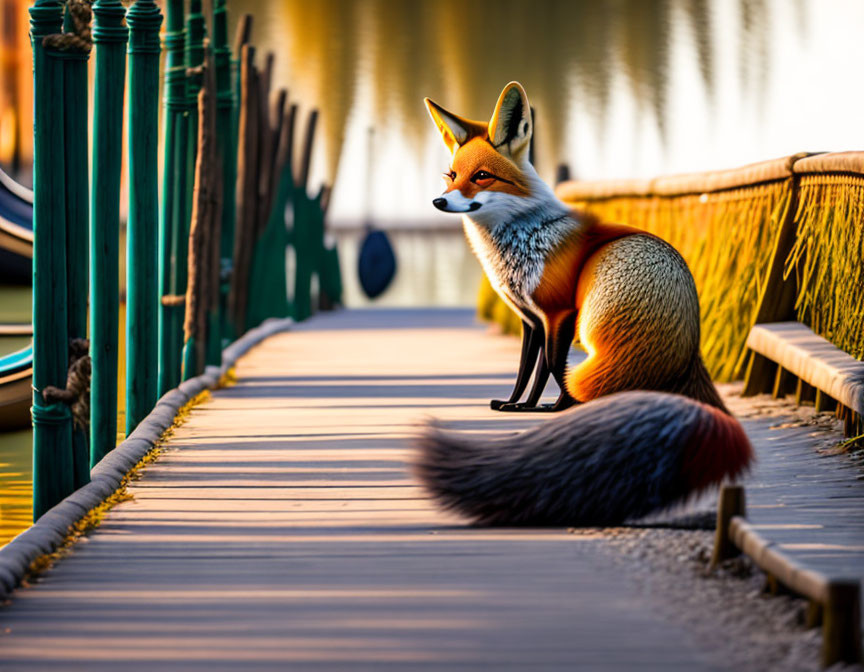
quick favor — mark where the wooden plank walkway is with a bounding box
[2,308,863,669]
[730,398,864,596]
[0,309,719,671]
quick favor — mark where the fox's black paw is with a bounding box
[490,397,578,413]
[492,401,541,412]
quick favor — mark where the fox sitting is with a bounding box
[424,81,725,414]
[417,82,752,525]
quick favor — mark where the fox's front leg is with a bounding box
[540,310,578,412]
[490,320,543,410]
[498,311,578,413]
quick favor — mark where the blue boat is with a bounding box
[0,166,33,285]
[0,168,33,428]
[0,331,32,430]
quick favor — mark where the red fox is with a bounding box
[418,83,751,524]
[424,82,726,414]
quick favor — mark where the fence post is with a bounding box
[125,0,162,434]
[292,109,318,322]
[60,5,92,489]
[158,0,186,395]
[212,0,234,363]
[89,0,128,468]
[229,43,258,335]
[30,0,73,519]
[177,0,206,378]
[711,484,746,567]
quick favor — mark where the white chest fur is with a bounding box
[463,212,577,319]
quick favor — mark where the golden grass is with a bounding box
[785,174,864,360]
[478,181,793,381]
[22,390,211,583]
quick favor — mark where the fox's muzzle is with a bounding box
[432,193,482,213]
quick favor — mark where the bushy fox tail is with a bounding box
[412,391,752,526]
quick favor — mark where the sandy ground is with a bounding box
[594,383,863,672]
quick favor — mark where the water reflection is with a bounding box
[230,0,779,190]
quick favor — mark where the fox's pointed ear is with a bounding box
[424,97,484,154]
[488,82,532,163]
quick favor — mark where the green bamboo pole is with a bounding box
[158,0,186,396]
[30,0,73,519]
[125,0,162,434]
[179,0,206,376]
[212,0,234,363]
[61,7,91,489]
[89,0,127,468]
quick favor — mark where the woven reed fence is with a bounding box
[477,151,864,381]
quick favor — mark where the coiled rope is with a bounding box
[42,0,92,54]
[42,338,91,431]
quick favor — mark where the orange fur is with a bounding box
[531,217,645,315]
[445,137,531,199]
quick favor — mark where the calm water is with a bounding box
[0,284,31,545]
[229,0,864,237]
[0,286,126,546]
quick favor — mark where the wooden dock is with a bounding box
[1,308,862,670]
[0,309,718,670]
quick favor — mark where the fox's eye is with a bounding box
[471,170,495,184]
[443,170,456,181]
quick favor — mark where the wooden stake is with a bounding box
[822,579,862,667]
[711,484,746,567]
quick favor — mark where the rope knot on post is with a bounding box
[42,338,91,431]
[42,0,93,53]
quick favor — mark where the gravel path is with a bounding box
[598,382,864,672]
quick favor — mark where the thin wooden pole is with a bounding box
[220,13,250,344]
[247,103,293,328]
[292,109,318,322]
[30,0,74,518]
[158,0,186,395]
[89,0,128,468]
[61,6,92,489]
[229,44,258,334]
[183,45,218,380]
[125,0,162,434]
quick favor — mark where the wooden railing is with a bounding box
[28,0,341,519]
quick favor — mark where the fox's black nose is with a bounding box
[432,197,448,211]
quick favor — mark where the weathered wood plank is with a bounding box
[747,322,864,415]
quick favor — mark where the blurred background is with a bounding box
[224,0,863,306]
[2,0,864,540]
[1,1,863,306]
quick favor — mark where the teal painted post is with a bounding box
[61,8,92,489]
[89,0,128,468]
[30,0,73,519]
[212,0,234,363]
[178,0,205,379]
[158,0,185,395]
[125,0,162,434]
[184,0,205,232]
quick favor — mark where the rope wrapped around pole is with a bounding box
[42,338,91,432]
[42,0,92,53]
